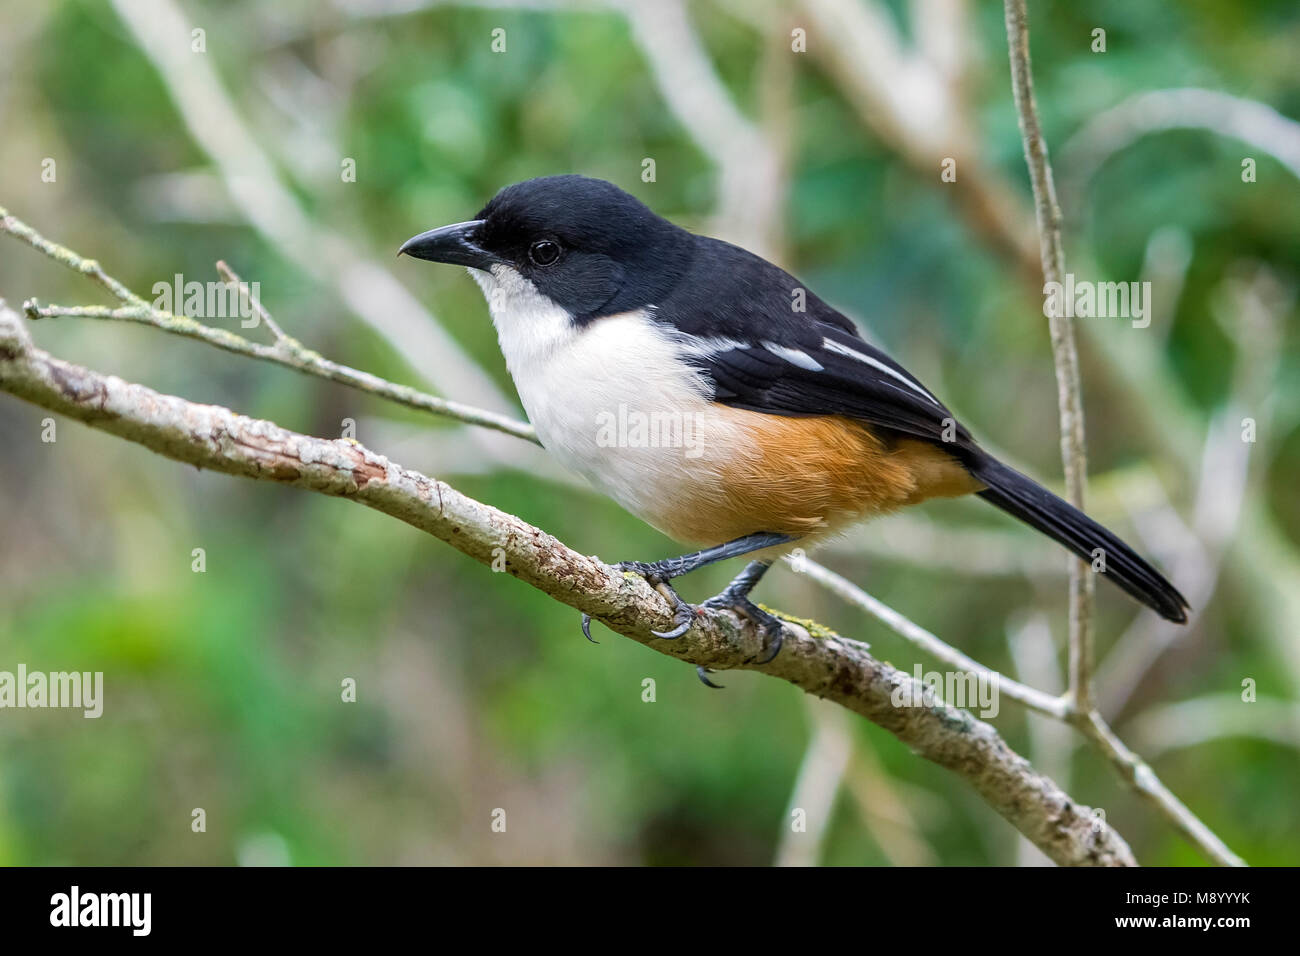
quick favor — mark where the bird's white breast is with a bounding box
[469,265,719,536]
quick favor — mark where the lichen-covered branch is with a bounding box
[0,300,1134,867]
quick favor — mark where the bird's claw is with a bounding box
[754,618,785,665]
[651,601,696,639]
[613,559,698,640]
[696,666,724,689]
[581,559,699,643]
[585,555,784,685]
[701,593,786,665]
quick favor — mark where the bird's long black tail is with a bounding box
[968,455,1189,623]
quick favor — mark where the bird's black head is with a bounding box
[399,175,692,321]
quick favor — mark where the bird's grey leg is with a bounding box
[580,532,796,648]
[621,532,795,583]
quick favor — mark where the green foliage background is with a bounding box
[1,0,1297,865]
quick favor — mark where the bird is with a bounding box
[399,175,1188,686]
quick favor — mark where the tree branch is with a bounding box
[0,209,538,446]
[0,299,1136,867]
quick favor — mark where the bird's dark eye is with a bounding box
[528,239,561,266]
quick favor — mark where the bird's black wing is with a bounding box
[655,235,976,451]
[699,328,972,447]
[650,236,1191,623]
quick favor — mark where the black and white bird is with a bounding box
[400,175,1187,684]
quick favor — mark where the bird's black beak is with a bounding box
[398,219,496,269]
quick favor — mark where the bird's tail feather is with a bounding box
[968,455,1189,623]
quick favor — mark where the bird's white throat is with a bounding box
[466,264,718,536]
[469,264,577,374]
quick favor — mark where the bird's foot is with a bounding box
[700,592,787,665]
[580,559,699,644]
[617,560,698,638]
[580,557,784,689]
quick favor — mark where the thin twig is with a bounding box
[215,260,289,344]
[20,298,538,445]
[0,208,538,445]
[1002,0,1096,712]
[0,207,147,307]
[792,556,1070,719]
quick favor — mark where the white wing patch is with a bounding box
[762,341,824,372]
[674,335,752,359]
[821,337,941,405]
